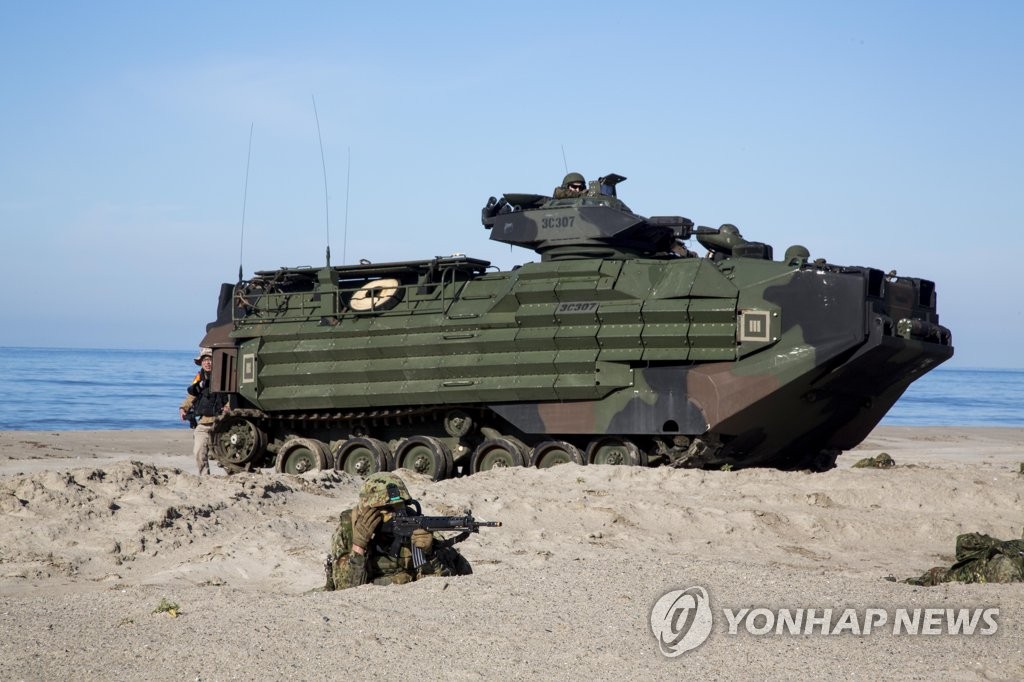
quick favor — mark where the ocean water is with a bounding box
[0,347,190,431]
[0,347,1019,431]
[879,366,1022,427]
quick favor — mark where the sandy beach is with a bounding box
[0,426,1022,680]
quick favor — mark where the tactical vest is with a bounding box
[192,371,226,417]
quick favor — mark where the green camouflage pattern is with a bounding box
[907,533,1024,586]
[199,172,953,474]
[324,508,472,590]
[359,472,410,508]
[852,453,895,468]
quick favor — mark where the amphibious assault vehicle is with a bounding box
[198,174,953,477]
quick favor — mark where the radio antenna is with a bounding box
[561,145,569,174]
[312,94,331,267]
[343,146,351,265]
[238,122,254,283]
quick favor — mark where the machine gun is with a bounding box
[378,495,501,568]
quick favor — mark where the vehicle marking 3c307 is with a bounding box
[556,301,599,314]
[541,215,575,229]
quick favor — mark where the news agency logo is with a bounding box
[650,586,1000,658]
[649,586,714,657]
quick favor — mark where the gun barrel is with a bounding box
[431,516,501,529]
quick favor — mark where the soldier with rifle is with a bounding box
[323,472,500,589]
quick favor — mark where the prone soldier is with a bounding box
[324,472,498,589]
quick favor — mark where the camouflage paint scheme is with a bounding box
[199,174,952,475]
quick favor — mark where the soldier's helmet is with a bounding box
[874,453,895,468]
[359,472,410,508]
[561,171,586,188]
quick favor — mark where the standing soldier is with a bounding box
[178,347,227,476]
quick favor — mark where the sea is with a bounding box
[0,347,1019,431]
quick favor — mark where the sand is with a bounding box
[0,426,1022,680]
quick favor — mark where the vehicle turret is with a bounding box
[482,173,697,260]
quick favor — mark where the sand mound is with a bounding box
[0,428,1022,679]
[3,451,1020,592]
[0,461,362,588]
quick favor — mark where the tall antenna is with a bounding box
[312,94,331,267]
[343,146,351,265]
[561,145,569,174]
[238,122,254,283]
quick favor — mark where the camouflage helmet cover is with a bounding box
[561,172,586,188]
[359,472,410,508]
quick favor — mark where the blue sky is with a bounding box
[1,2,1020,368]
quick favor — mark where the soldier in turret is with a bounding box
[553,171,588,199]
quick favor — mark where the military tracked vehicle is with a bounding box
[198,173,953,477]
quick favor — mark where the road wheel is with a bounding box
[531,440,585,468]
[585,437,646,466]
[211,415,266,466]
[470,437,528,473]
[275,437,331,475]
[394,436,451,481]
[333,437,393,477]
[443,409,474,438]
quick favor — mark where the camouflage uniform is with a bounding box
[851,453,895,469]
[324,507,472,589]
[907,532,1024,586]
[324,473,472,590]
